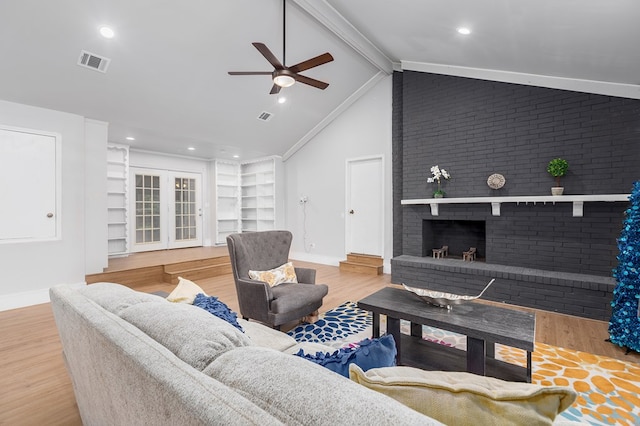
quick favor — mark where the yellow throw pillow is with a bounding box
[349,364,576,426]
[166,277,207,304]
[248,262,298,287]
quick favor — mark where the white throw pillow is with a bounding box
[248,262,298,287]
[166,276,207,304]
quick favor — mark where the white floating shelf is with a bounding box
[401,194,630,217]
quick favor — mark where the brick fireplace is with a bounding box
[391,71,640,321]
[422,219,486,260]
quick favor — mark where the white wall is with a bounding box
[0,100,106,310]
[284,76,393,270]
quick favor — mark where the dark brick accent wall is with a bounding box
[394,71,639,277]
[391,71,640,319]
[400,71,640,199]
[392,72,404,257]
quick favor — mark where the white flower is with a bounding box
[427,165,451,182]
[427,165,451,192]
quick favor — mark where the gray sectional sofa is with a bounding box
[50,282,441,425]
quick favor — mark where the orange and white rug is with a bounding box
[498,342,640,425]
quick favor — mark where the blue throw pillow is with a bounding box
[192,294,244,332]
[295,334,396,377]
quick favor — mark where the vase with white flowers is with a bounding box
[427,165,451,198]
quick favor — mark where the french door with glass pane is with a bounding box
[129,168,202,252]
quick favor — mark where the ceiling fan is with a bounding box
[228,0,334,95]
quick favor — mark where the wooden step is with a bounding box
[162,255,230,273]
[85,253,232,288]
[339,261,383,275]
[86,265,164,287]
[163,263,232,285]
[345,253,383,266]
[339,253,383,275]
[162,255,232,285]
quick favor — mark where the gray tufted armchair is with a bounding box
[226,230,329,329]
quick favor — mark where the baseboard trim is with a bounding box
[289,251,342,267]
[0,282,86,312]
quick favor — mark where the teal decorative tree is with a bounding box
[608,181,640,353]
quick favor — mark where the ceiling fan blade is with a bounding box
[270,84,282,95]
[228,71,273,75]
[294,74,329,90]
[252,42,285,70]
[289,53,334,73]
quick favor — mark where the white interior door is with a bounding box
[0,126,60,241]
[346,156,383,256]
[130,168,202,252]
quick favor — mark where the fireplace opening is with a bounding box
[422,220,486,260]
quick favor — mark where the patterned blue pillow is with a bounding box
[295,334,396,377]
[192,294,244,332]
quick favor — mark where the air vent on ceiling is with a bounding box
[257,111,273,122]
[77,50,111,73]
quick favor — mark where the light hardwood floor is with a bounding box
[1,250,638,425]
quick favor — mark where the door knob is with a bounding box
[349,209,354,214]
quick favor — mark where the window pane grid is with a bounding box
[175,178,197,241]
[135,174,161,244]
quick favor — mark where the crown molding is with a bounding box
[402,61,640,100]
[292,0,393,74]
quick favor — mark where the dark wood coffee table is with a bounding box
[358,286,535,382]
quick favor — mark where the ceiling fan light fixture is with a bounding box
[273,74,295,88]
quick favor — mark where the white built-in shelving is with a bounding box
[241,157,278,232]
[106,144,129,255]
[214,160,241,244]
[401,194,631,217]
[214,156,283,244]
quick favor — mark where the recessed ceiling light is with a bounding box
[99,26,115,39]
[232,155,240,159]
[125,136,135,141]
[277,96,286,104]
[187,147,195,151]
[457,27,471,35]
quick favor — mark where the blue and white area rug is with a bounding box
[287,302,371,349]
[289,302,640,426]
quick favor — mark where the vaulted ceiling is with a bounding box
[1,0,638,161]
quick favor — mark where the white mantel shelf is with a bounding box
[401,194,630,217]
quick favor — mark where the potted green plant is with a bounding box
[547,158,568,196]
